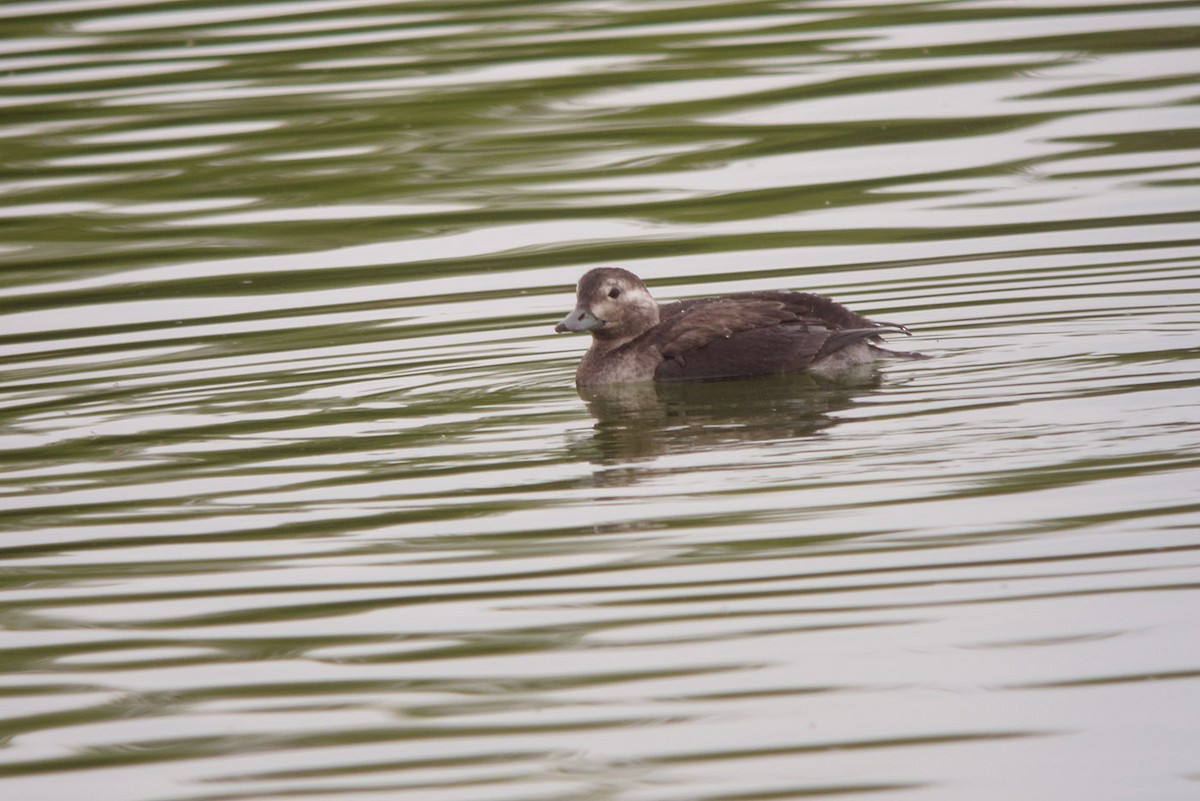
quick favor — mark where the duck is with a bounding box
[555,267,921,386]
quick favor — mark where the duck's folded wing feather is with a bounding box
[652,299,796,352]
[643,295,913,382]
[645,299,829,381]
[657,326,832,381]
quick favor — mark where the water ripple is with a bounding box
[1,1,1198,800]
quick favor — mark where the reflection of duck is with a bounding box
[572,372,872,466]
[556,268,922,387]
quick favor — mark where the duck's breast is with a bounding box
[576,343,663,386]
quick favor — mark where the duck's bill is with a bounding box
[555,306,604,333]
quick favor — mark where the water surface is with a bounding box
[2,1,1200,800]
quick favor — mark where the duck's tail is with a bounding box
[821,325,928,361]
[869,343,930,360]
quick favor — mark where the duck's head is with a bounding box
[555,268,660,343]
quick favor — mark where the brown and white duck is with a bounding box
[555,267,920,386]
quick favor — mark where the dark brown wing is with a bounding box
[653,298,797,352]
[654,325,817,381]
[640,299,812,381]
[646,293,914,382]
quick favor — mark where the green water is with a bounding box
[2,1,1199,799]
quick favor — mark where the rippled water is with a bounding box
[3,1,1200,799]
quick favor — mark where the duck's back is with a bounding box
[658,290,880,329]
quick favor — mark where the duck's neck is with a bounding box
[587,333,633,354]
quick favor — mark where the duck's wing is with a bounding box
[647,298,905,382]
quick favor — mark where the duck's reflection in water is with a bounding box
[572,368,882,468]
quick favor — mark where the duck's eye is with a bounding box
[608,287,621,299]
